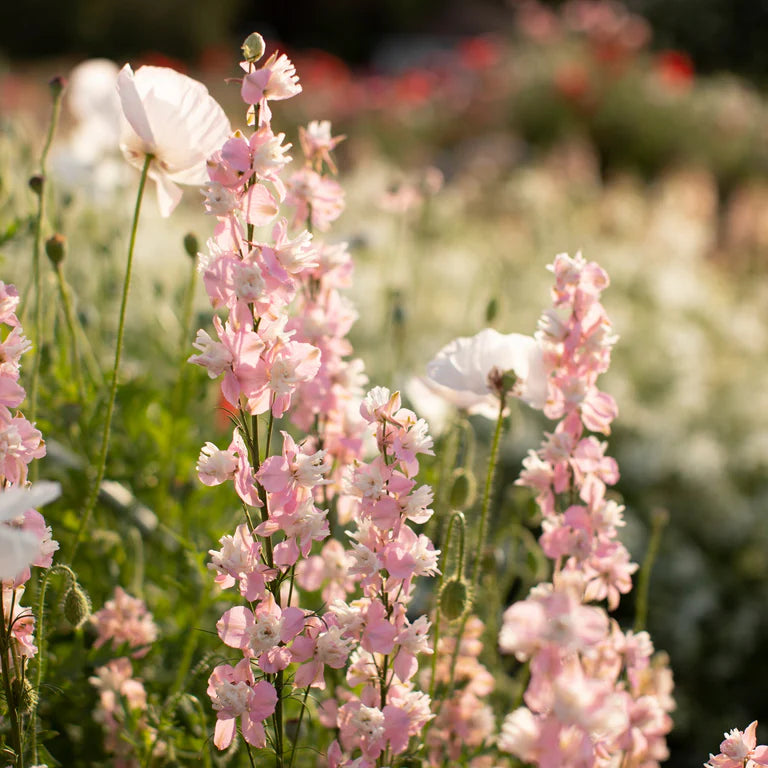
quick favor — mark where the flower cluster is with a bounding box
[0,283,59,693]
[498,253,674,767]
[192,39,444,764]
[90,586,158,657]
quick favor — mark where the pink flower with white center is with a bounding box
[89,656,147,713]
[0,481,60,581]
[706,722,768,768]
[399,483,434,525]
[0,282,21,326]
[499,585,608,661]
[241,52,302,122]
[271,219,318,274]
[299,120,346,174]
[0,408,45,485]
[207,659,278,750]
[208,523,275,599]
[295,539,356,602]
[360,386,401,424]
[91,587,158,657]
[0,326,31,379]
[196,441,238,486]
[338,701,387,760]
[393,615,432,682]
[257,431,331,505]
[188,324,232,378]
[220,125,291,194]
[260,495,330,565]
[383,526,441,587]
[2,584,36,657]
[242,338,321,417]
[424,328,549,418]
[286,168,345,232]
[581,540,637,610]
[201,181,239,217]
[498,706,540,762]
[116,64,231,216]
[292,623,354,688]
[217,593,304,672]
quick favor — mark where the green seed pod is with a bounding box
[242,32,266,64]
[45,233,66,266]
[63,581,92,629]
[28,175,44,196]
[448,468,477,510]
[439,577,470,621]
[183,232,199,259]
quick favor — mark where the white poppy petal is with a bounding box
[117,64,155,147]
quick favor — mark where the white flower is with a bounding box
[423,328,549,418]
[0,481,61,581]
[117,64,231,216]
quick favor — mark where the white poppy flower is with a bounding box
[117,64,231,216]
[423,328,549,418]
[0,481,61,581]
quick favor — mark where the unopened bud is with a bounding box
[49,75,67,99]
[485,297,498,324]
[183,232,199,259]
[439,578,470,621]
[63,581,91,629]
[28,175,44,196]
[45,233,66,266]
[242,32,266,64]
[448,468,477,510]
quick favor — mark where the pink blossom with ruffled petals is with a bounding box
[207,658,277,749]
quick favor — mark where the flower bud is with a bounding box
[183,232,199,259]
[448,468,477,510]
[242,32,266,64]
[49,75,67,99]
[439,577,470,621]
[45,233,66,266]
[63,581,91,629]
[485,297,498,323]
[28,175,44,196]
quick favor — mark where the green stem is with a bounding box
[634,508,669,631]
[27,564,77,762]
[27,83,64,477]
[470,397,506,587]
[53,263,86,404]
[287,687,311,768]
[70,153,152,565]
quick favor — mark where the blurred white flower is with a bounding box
[0,481,61,581]
[117,64,231,216]
[52,59,128,198]
[423,328,548,418]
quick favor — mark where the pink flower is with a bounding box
[707,721,768,768]
[241,52,302,120]
[424,328,549,417]
[117,64,231,216]
[0,481,60,581]
[207,659,277,749]
[91,587,158,656]
[299,120,345,174]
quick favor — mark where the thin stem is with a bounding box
[634,508,669,632]
[287,686,311,768]
[53,263,86,404]
[27,564,77,761]
[27,82,64,473]
[470,397,506,587]
[70,153,153,564]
